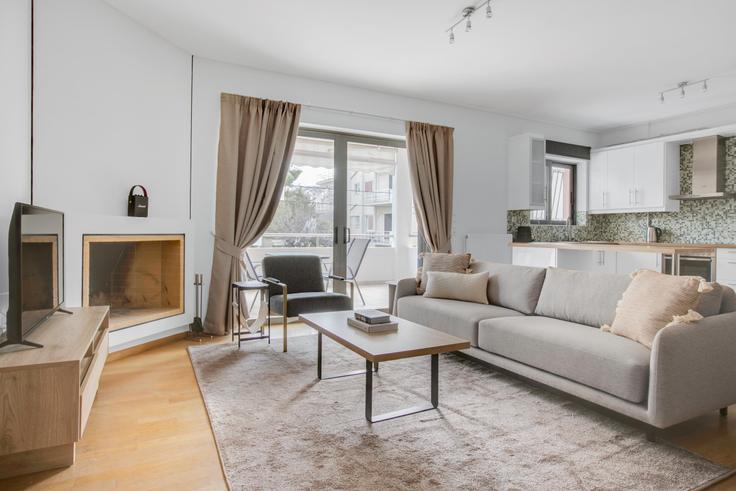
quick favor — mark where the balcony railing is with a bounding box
[349,189,392,205]
[254,232,394,248]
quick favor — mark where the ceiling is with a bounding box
[103,0,736,132]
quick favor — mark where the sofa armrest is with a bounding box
[647,311,736,428]
[393,277,419,315]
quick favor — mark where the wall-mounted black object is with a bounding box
[127,185,148,217]
[515,226,533,243]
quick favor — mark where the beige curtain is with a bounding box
[204,93,301,335]
[405,121,454,253]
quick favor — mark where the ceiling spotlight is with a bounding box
[659,78,711,103]
[445,4,495,43]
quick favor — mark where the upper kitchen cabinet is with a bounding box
[588,141,679,214]
[507,134,546,210]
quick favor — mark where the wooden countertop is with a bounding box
[510,241,726,254]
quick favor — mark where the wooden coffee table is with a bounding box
[299,311,470,423]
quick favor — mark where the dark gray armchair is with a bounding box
[262,254,353,352]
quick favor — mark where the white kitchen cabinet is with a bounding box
[615,251,661,275]
[588,151,607,211]
[556,249,616,273]
[588,141,679,214]
[507,134,546,210]
[512,247,557,268]
[607,147,635,210]
[633,142,665,209]
[716,248,736,292]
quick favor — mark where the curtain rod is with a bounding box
[301,104,407,125]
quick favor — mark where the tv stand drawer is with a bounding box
[80,328,108,436]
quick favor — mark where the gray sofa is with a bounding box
[395,261,736,431]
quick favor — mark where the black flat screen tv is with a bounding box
[1,203,65,350]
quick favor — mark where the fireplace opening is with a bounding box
[83,235,184,331]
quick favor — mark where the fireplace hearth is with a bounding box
[82,234,184,330]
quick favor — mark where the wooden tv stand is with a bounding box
[0,306,109,478]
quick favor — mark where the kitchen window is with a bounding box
[530,161,576,225]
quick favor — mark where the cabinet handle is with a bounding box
[634,189,639,205]
[628,189,633,205]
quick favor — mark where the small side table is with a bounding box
[231,280,271,349]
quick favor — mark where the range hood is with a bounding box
[670,135,735,200]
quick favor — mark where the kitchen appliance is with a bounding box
[663,253,714,281]
[670,135,735,200]
[646,226,662,243]
[515,226,533,243]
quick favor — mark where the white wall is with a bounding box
[27,0,195,348]
[34,0,192,219]
[191,57,599,312]
[0,0,32,322]
[599,103,736,147]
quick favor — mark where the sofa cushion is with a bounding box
[721,285,736,314]
[424,271,489,304]
[417,253,472,294]
[696,283,725,317]
[470,261,547,314]
[606,270,709,349]
[397,296,522,346]
[478,316,651,403]
[270,292,352,316]
[534,268,631,327]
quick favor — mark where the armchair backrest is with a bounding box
[346,238,371,279]
[262,254,325,296]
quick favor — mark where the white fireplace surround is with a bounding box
[64,213,195,351]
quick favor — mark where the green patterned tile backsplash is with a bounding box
[507,138,736,244]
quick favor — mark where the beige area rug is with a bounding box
[189,336,733,490]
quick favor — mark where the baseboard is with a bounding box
[108,331,188,362]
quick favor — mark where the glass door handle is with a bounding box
[333,226,338,245]
[344,227,351,244]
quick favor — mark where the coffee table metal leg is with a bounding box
[317,332,322,379]
[316,334,377,380]
[431,353,438,408]
[366,360,373,422]
[366,354,439,423]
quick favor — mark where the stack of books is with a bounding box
[347,309,398,333]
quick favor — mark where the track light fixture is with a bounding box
[446,1,495,44]
[658,79,709,103]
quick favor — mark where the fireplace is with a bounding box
[82,235,184,331]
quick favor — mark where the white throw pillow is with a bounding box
[602,269,712,348]
[423,271,489,304]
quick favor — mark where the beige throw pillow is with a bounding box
[416,253,472,294]
[602,269,712,348]
[423,271,489,304]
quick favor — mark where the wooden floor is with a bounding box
[1,324,734,490]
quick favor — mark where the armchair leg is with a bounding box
[355,280,366,305]
[283,308,287,353]
[720,407,728,417]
